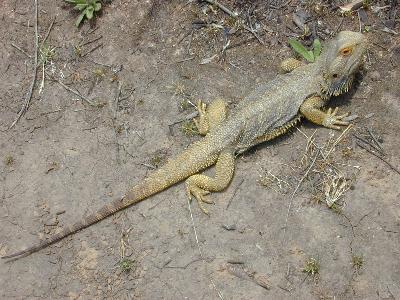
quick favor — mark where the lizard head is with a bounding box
[321,31,367,97]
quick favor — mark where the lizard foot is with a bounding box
[322,107,350,130]
[193,100,209,135]
[196,99,207,116]
[186,182,213,215]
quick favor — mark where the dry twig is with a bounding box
[354,127,399,175]
[187,199,224,299]
[39,16,56,49]
[203,0,238,17]
[9,0,39,129]
[356,141,400,175]
[325,125,353,158]
[282,125,358,234]
[11,43,32,58]
[282,148,320,236]
[46,71,96,106]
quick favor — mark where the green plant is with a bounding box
[150,155,164,168]
[288,38,321,63]
[39,43,56,65]
[118,258,135,272]
[181,120,199,136]
[303,257,320,275]
[4,155,14,166]
[363,25,371,33]
[330,203,343,214]
[363,0,371,9]
[65,0,102,27]
[352,255,363,270]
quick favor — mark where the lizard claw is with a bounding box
[186,182,213,215]
[323,107,350,130]
[194,99,209,135]
[196,99,207,116]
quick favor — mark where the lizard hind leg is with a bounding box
[186,150,234,214]
[194,99,227,135]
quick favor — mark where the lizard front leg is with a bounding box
[300,95,349,130]
[186,150,234,214]
[194,99,227,135]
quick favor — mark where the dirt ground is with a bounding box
[0,0,399,299]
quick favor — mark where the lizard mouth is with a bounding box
[322,75,354,98]
[329,75,353,96]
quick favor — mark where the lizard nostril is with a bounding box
[332,73,339,79]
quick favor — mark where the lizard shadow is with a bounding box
[242,129,296,158]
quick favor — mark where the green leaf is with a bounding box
[74,3,88,10]
[75,10,86,27]
[307,50,315,62]
[86,6,94,19]
[66,0,86,4]
[94,2,101,11]
[288,39,307,54]
[302,51,314,63]
[313,39,322,59]
[288,39,314,62]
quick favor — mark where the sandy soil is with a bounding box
[0,0,399,299]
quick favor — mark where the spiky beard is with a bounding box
[321,75,354,99]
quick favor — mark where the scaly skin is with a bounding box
[2,31,367,260]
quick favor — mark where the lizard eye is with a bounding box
[340,47,353,56]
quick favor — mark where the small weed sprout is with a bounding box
[168,82,186,97]
[65,0,102,27]
[4,155,15,166]
[330,203,343,214]
[179,99,191,111]
[93,68,106,78]
[74,45,82,57]
[39,44,56,65]
[38,43,56,93]
[303,257,320,275]
[352,255,363,271]
[150,155,164,168]
[181,120,199,136]
[167,82,196,112]
[362,0,371,9]
[118,258,135,273]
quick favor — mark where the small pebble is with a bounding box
[365,113,375,119]
[45,217,59,226]
[222,223,237,231]
[343,114,359,122]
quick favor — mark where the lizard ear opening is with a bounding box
[340,47,353,56]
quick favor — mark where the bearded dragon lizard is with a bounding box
[2,31,367,259]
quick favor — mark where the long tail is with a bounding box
[2,141,218,260]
